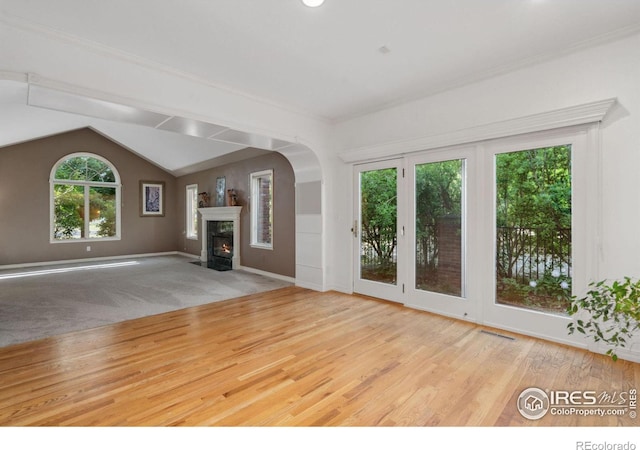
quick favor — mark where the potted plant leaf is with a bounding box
[567,277,640,361]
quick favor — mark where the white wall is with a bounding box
[328,33,640,293]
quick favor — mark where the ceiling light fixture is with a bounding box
[302,0,325,7]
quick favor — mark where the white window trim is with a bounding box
[250,169,274,250]
[186,184,198,240]
[49,152,122,243]
[338,98,615,164]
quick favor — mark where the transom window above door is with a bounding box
[50,153,121,242]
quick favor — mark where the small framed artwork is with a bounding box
[216,176,226,206]
[140,180,165,216]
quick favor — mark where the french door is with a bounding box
[405,148,477,321]
[481,129,592,346]
[352,127,595,346]
[353,159,406,302]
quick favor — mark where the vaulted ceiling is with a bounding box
[2,0,640,174]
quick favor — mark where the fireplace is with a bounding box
[198,206,242,270]
[208,221,233,271]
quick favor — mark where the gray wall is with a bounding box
[0,128,178,265]
[176,152,296,278]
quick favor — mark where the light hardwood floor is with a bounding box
[0,286,638,426]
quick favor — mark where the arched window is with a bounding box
[50,153,121,242]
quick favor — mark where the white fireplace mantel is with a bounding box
[198,206,242,269]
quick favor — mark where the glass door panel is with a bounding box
[353,160,405,302]
[360,167,398,285]
[483,130,589,347]
[495,145,572,315]
[415,159,465,297]
[405,150,473,321]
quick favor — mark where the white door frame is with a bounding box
[479,125,598,347]
[350,124,601,348]
[404,146,479,322]
[352,159,407,303]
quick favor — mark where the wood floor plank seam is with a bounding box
[0,287,638,426]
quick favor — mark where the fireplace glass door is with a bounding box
[208,220,234,271]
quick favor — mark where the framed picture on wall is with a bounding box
[216,176,226,206]
[140,180,165,216]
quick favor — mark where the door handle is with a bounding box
[351,220,358,238]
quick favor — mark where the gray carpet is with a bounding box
[0,255,292,348]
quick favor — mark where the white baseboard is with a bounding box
[0,251,184,271]
[237,265,296,284]
[326,283,353,294]
[176,251,199,259]
[588,343,640,364]
[295,279,326,292]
